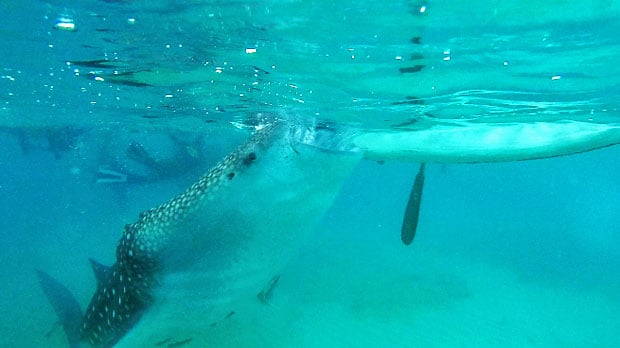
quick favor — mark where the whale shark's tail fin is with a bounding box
[36,270,83,348]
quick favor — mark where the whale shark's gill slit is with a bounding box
[80,124,278,347]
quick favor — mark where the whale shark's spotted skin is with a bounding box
[81,124,277,347]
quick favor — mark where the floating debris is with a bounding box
[209,311,235,327]
[399,65,425,73]
[54,17,76,31]
[66,59,115,68]
[154,337,172,346]
[257,274,281,304]
[167,338,192,347]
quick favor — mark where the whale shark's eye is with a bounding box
[243,152,257,166]
[227,172,235,180]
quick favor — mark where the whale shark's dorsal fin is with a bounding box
[88,258,111,286]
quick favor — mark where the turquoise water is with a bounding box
[1,0,620,347]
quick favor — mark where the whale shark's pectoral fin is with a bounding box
[257,274,281,305]
[401,163,426,245]
[36,270,83,348]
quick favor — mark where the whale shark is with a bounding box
[37,118,620,347]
